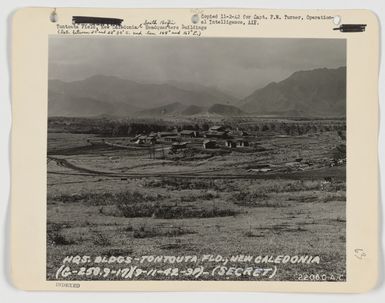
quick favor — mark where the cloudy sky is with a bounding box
[49,37,346,98]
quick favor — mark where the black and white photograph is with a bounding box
[46,37,346,281]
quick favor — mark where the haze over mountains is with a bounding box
[137,102,244,118]
[48,67,346,118]
[48,75,237,117]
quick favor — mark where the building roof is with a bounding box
[210,125,225,131]
[180,130,196,134]
[158,132,178,136]
[206,131,226,136]
[137,135,156,140]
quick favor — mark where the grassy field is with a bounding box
[47,118,346,281]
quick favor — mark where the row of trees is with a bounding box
[48,117,346,137]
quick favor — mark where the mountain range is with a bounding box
[48,75,237,117]
[240,66,346,116]
[48,67,346,118]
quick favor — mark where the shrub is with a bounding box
[244,230,264,238]
[333,144,346,161]
[288,195,318,203]
[47,223,75,246]
[255,180,329,194]
[52,190,165,206]
[336,216,346,223]
[323,193,346,203]
[231,191,274,207]
[153,205,240,219]
[93,232,112,246]
[144,178,235,192]
[180,191,219,202]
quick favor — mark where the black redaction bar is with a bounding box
[333,24,367,32]
[72,16,123,26]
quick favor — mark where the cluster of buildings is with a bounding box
[132,125,251,150]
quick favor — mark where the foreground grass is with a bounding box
[47,176,345,281]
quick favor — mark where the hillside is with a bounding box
[167,81,237,105]
[240,67,346,116]
[137,102,244,117]
[208,104,244,116]
[136,102,186,117]
[49,67,346,118]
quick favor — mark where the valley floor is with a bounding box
[46,129,346,281]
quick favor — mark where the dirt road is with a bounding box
[48,156,345,181]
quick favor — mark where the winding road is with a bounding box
[48,156,345,181]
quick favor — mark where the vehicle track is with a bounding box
[48,156,345,180]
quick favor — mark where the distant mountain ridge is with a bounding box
[48,67,346,118]
[48,75,236,117]
[240,67,346,116]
